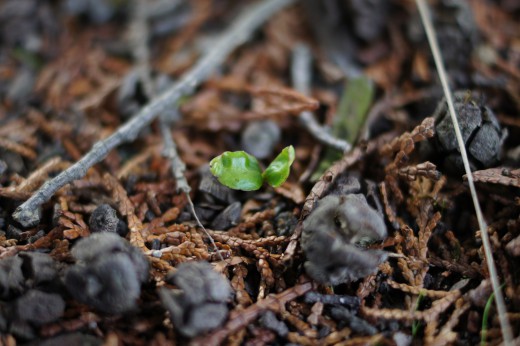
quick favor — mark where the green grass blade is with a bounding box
[311,76,374,181]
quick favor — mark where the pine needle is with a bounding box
[414,0,513,344]
[186,194,224,261]
[412,290,426,338]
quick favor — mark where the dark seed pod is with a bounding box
[432,91,507,174]
[0,255,25,299]
[64,233,149,314]
[160,261,231,338]
[301,194,387,285]
[15,289,65,326]
[18,252,58,287]
[259,311,289,337]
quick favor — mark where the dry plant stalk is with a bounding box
[59,211,89,240]
[387,280,451,299]
[426,300,471,346]
[415,0,513,343]
[362,290,460,323]
[379,117,435,156]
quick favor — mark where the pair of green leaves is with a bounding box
[210,146,295,191]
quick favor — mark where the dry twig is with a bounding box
[13,0,297,227]
[191,280,314,346]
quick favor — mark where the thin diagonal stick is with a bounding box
[130,0,223,261]
[415,0,513,344]
[13,0,296,227]
[160,112,224,261]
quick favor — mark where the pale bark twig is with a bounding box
[291,44,351,152]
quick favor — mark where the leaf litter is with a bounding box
[0,0,519,345]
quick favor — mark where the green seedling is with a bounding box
[262,146,295,187]
[210,145,295,191]
[481,283,505,346]
[209,150,263,191]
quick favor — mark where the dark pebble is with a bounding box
[193,206,217,224]
[116,220,129,237]
[259,311,289,337]
[6,224,23,240]
[0,150,25,174]
[330,306,378,335]
[199,167,236,204]
[89,204,119,233]
[211,202,242,230]
[274,211,298,236]
[28,230,45,244]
